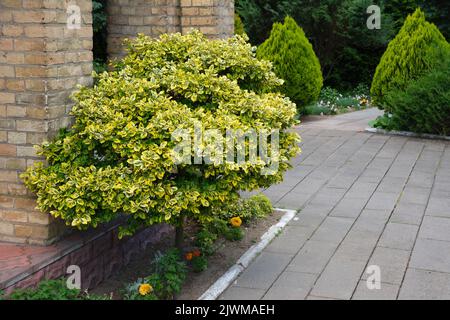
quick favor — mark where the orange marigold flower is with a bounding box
[138,283,153,296]
[230,217,242,228]
[193,249,201,257]
[185,252,193,261]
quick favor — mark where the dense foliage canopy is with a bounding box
[21,32,300,237]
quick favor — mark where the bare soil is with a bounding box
[91,211,283,300]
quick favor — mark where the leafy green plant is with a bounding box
[370,8,450,108]
[152,249,187,299]
[195,228,218,256]
[370,114,396,131]
[123,249,188,301]
[380,58,450,135]
[213,194,272,223]
[191,256,208,273]
[244,194,272,220]
[123,277,160,300]
[3,279,109,300]
[7,280,79,300]
[21,31,300,248]
[224,226,244,241]
[257,16,323,113]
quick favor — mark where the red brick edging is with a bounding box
[0,222,173,294]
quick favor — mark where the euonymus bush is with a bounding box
[21,31,300,245]
[370,8,450,108]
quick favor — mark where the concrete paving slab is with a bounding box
[233,252,293,290]
[352,280,399,300]
[409,238,450,273]
[220,109,450,300]
[262,271,317,300]
[378,223,418,251]
[398,268,450,300]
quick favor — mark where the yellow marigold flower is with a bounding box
[230,217,242,228]
[138,283,153,296]
[185,252,193,261]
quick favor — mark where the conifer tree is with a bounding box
[257,16,323,113]
[371,8,449,109]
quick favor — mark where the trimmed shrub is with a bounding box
[371,8,449,108]
[381,58,450,135]
[21,31,300,242]
[257,16,323,113]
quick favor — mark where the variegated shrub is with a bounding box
[21,31,300,239]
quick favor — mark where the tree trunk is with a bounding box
[175,218,184,250]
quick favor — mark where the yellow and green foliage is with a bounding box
[257,16,323,113]
[370,8,450,108]
[21,31,300,237]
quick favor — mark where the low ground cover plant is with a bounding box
[1,280,110,300]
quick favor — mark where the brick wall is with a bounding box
[0,0,93,245]
[1,0,234,245]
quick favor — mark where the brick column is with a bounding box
[181,0,234,38]
[107,0,234,59]
[107,0,182,59]
[0,0,93,245]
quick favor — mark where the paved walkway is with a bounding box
[220,108,450,300]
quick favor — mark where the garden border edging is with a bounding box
[365,127,450,141]
[198,208,297,300]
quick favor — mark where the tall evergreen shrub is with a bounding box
[257,16,323,113]
[370,8,449,108]
[382,57,450,135]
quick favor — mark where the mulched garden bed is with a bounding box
[91,210,283,300]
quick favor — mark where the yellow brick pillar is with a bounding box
[107,0,182,59]
[107,0,235,59]
[0,0,93,244]
[181,0,234,38]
